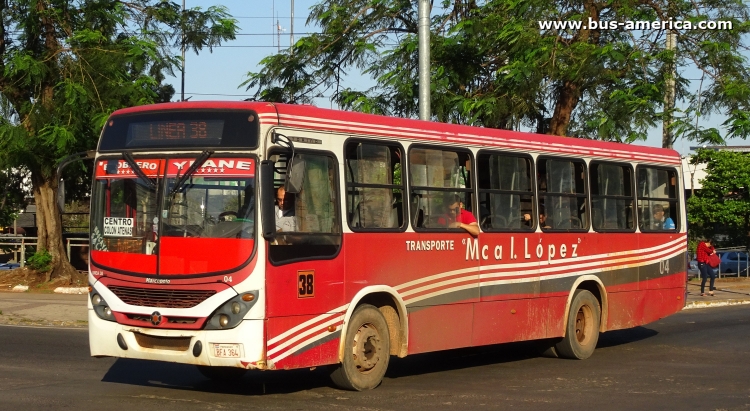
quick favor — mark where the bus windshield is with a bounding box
[90,157,256,276]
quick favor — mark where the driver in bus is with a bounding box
[275,186,297,232]
[438,194,479,236]
[652,204,675,230]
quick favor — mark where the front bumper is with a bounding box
[88,309,266,369]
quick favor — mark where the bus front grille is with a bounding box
[109,286,216,308]
[133,332,191,351]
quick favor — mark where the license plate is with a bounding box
[212,343,241,358]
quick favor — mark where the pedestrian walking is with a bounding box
[696,238,717,296]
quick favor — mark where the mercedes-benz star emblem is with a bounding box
[151,311,162,326]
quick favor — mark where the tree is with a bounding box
[0,0,237,281]
[688,149,750,248]
[0,169,27,228]
[244,0,750,147]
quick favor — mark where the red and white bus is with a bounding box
[83,101,687,390]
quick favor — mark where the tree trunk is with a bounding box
[31,170,76,283]
[548,81,580,136]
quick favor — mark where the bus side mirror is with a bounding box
[55,150,95,213]
[285,157,305,194]
[260,160,276,241]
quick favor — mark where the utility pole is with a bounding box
[277,19,281,52]
[662,29,676,148]
[418,0,430,121]
[290,0,294,54]
[272,0,275,50]
[181,0,186,101]
[662,4,677,149]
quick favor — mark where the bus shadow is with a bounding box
[386,326,658,379]
[596,326,658,349]
[101,358,338,395]
[101,326,657,395]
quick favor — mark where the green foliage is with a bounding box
[0,169,28,227]
[0,0,238,179]
[245,0,750,145]
[0,1,238,271]
[688,149,750,248]
[27,249,52,273]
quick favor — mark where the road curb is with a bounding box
[683,299,750,310]
[53,287,89,294]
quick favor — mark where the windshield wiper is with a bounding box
[123,151,156,191]
[169,150,214,196]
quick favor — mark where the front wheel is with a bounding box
[330,304,390,391]
[555,289,601,360]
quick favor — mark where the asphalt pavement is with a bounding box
[0,277,748,327]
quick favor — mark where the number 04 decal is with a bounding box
[298,270,315,298]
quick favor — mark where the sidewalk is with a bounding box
[0,278,748,328]
[0,291,88,327]
[684,277,750,309]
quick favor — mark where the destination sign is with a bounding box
[127,120,224,147]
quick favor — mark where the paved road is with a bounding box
[0,306,749,411]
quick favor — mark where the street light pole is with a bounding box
[684,155,696,197]
[290,0,294,54]
[418,0,430,121]
[181,0,186,101]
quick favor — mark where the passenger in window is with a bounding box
[651,204,675,230]
[438,194,479,236]
[526,206,552,229]
[539,211,552,229]
[275,186,297,232]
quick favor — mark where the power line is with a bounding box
[232,32,319,36]
[233,16,307,19]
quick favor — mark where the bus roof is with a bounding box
[110,101,681,165]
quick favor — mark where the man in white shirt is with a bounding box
[275,186,297,232]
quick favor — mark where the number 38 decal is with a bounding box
[298,270,315,298]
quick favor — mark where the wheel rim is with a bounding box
[351,323,382,374]
[574,304,594,346]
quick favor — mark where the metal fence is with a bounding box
[0,236,89,268]
[714,247,750,278]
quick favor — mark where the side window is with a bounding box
[477,152,534,231]
[537,158,588,231]
[345,141,404,230]
[590,162,634,231]
[637,166,679,232]
[268,151,341,264]
[409,147,474,231]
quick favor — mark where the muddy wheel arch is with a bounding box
[563,275,608,334]
[338,286,409,359]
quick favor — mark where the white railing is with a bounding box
[0,235,89,268]
[714,247,750,278]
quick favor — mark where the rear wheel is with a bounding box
[330,304,390,391]
[555,289,600,360]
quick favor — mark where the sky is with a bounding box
[165,0,743,156]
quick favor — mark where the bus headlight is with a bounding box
[205,291,258,330]
[90,291,116,322]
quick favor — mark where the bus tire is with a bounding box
[555,289,600,360]
[330,304,390,391]
[196,365,247,382]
